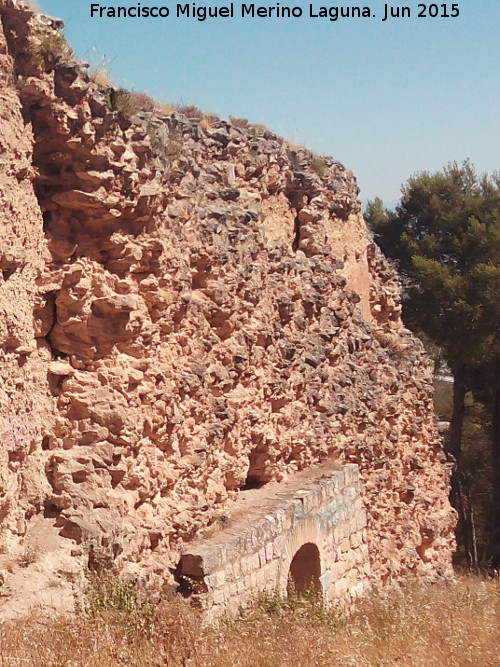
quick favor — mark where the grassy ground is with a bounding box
[0,575,498,666]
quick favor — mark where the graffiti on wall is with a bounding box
[0,411,40,462]
[319,488,357,529]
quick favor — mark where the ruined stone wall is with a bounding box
[0,0,454,615]
[0,4,54,552]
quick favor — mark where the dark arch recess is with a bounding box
[287,542,322,597]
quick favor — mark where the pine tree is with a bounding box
[366,161,500,567]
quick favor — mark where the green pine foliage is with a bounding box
[366,161,500,368]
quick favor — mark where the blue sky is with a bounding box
[38,1,500,205]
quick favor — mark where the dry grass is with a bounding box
[31,31,71,67]
[104,88,158,115]
[176,104,204,119]
[249,123,269,137]
[229,116,249,129]
[310,155,327,177]
[156,102,177,117]
[0,575,499,666]
[90,68,113,87]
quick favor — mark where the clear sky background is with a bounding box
[38,1,499,206]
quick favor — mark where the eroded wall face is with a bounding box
[0,0,454,613]
[0,7,55,552]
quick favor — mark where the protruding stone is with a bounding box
[48,361,75,376]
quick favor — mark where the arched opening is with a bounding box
[287,542,322,597]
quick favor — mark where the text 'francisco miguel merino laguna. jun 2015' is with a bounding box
[89,3,461,22]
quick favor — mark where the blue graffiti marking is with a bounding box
[319,492,355,528]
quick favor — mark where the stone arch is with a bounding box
[278,515,325,596]
[287,542,322,596]
[178,464,370,619]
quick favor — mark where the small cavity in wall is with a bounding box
[242,444,271,489]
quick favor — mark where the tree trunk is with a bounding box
[447,363,471,565]
[487,361,500,568]
[448,363,466,460]
[457,474,478,569]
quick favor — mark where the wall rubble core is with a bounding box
[179,463,371,618]
[0,0,455,619]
